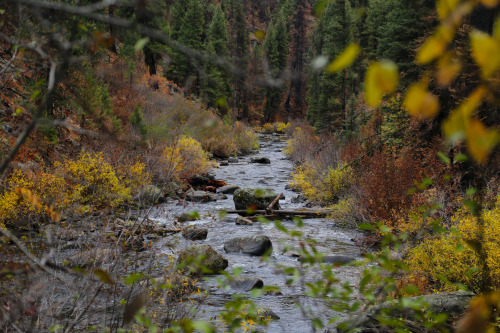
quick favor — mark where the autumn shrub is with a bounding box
[284,125,320,164]
[290,163,353,204]
[405,195,500,293]
[232,121,259,154]
[0,169,68,228]
[56,151,130,211]
[162,136,215,182]
[261,122,290,134]
[117,160,152,197]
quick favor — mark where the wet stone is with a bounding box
[225,276,264,291]
[182,228,208,241]
[235,215,253,225]
[177,245,228,275]
[224,235,273,256]
[217,184,241,194]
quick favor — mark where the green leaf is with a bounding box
[437,151,450,164]
[191,321,216,333]
[466,187,477,196]
[134,37,150,52]
[454,153,469,162]
[124,272,143,285]
[358,223,375,231]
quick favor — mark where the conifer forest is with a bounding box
[1,0,500,332]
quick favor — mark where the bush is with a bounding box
[405,197,500,293]
[0,169,67,228]
[290,163,353,204]
[162,136,215,182]
[57,151,131,210]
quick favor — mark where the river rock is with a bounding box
[220,161,229,166]
[226,276,264,291]
[182,228,208,240]
[224,235,273,256]
[228,157,239,163]
[291,194,307,203]
[257,307,280,320]
[177,245,228,275]
[217,184,241,194]
[177,213,199,222]
[186,190,216,202]
[233,188,281,210]
[215,193,228,200]
[336,291,475,333]
[235,215,253,225]
[250,156,271,164]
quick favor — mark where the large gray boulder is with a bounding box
[177,245,228,275]
[233,188,280,210]
[337,291,475,333]
[224,235,273,256]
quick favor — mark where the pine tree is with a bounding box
[306,0,353,132]
[203,4,231,112]
[167,0,205,94]
[233,0,250,119]
[263,11,289,123]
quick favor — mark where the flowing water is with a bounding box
[148,134,365,332]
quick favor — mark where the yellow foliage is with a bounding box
[290,163,353,203]
[364,60,399,107]
[0,169,67,226]
[275,122,290,133]
[403,83,440,119]
[406,197,500,292]
[59,151,130,209]
[162,136,215,181]
[118,160,152,196]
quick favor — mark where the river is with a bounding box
[148,133,365,332]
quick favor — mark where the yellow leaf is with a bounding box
[470,30,500,78]
[480,0,499,8]
[417,26,455,64]
[403,83,440,119]
[437,0,460,21]
[436,53,462,87]
[443,86,487,142]
[364,61,399,107]
[326,43,360,73]
[466,119,500,164]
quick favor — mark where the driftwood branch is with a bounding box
[266,193,283,214]
[224,209,331,218]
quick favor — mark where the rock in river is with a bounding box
[186,190,216,202]
[224,235,273,256]
[226,276,264,291]
[182,228,208,240]
[250,156,271,164]
[235,215,253,225]
[233,188,280,210]
[177,245,228,275]
[217,184,241,194]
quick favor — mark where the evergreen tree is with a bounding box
[203,4,231,112]
[167,0,205,94]
[306,0,353,132]
[233,0,250,119]
[263,11,289,123]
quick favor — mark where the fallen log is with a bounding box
[266,193,283,214]
[223,209,331,218]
